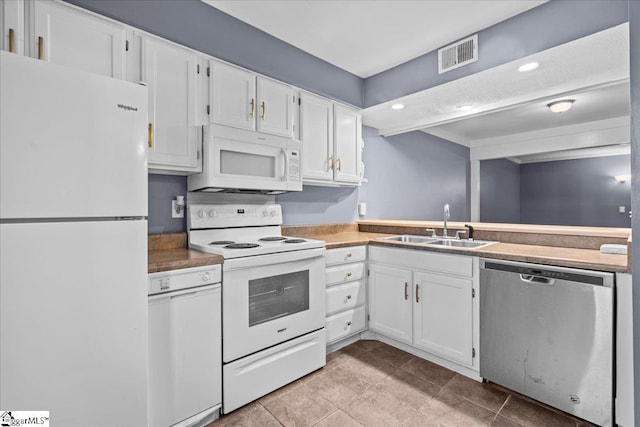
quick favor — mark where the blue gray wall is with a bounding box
[364,0,629,106]
[148,174,187,234]
[277,186,360,225]
[480,159,520,223]
[357,127,469,221]
[520,156,631,227]
[629,1,640,423]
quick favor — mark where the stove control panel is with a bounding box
[189,204,283,229]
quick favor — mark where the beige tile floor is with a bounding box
[208,340,596,427]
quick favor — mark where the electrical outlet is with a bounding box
[172,200,184,218]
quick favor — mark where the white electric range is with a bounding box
[188,203,327,414]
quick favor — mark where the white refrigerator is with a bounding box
[0,52,149,426]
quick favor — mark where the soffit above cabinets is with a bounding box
[202,0,547,78]
[361,23,630,145]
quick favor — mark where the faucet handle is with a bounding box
[425,228,437,237]
[454,230,466,240]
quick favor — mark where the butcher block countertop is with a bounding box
[284,222,630,273]
[148,233,223,274]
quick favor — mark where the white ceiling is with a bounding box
[203,0,547,78]
[361,23,630,151]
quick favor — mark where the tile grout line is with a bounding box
[493,394,512,424]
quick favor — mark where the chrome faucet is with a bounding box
[443,203,450,238]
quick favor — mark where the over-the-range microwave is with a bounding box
[188,124,302,194]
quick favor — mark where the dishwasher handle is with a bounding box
[520,274,555,286]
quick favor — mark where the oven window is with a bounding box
[220,150,276,178]
[248,270,309,327]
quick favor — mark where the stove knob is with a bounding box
[202,273,210,282]
[208,209,216,217]
[262,210,269,217]
[269,210,276,217]
[198,209,207,218]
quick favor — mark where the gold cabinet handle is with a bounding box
[261,101,266,120]
[337,156,342,171]
[415,284,420,303]
[404,282,408,300]
[8,28,15,53]
[38,36,44,60]
[328,155,334,171]
[148,123,153,148]
[250,98,255,118]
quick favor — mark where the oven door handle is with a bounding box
[223,247,326,271]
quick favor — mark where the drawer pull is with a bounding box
[344,294,352,303]
[404,282,408,300]
[345,321,352,329]
[346,252,352,258]
[346,272,352,277]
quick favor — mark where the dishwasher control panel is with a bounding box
[148,264,222,295]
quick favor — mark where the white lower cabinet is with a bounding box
[324,246,367,344]
[369,246,477,369]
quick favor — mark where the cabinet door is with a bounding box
[368,263,413,344]
[1,0,24,55]
[143,37,201,172]
[413,271,473,366]
[209,60,256,131]
[300,92,334,181]
[32,1,126,78]
[257,77,295,138]
[334,104,362,184]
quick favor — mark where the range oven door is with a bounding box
[189,124,302,193]
[222,248,325,363]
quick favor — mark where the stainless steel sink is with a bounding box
[379,235,496,249]
[427,239,495,249]
[380,235,439,244]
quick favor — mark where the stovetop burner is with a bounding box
[225,243,261,249]
[259,236,287,242]
[209,240,235,245]
[284,239,306,244]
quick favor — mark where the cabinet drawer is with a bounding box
[325,280,365,316]
[325,246,366,266]
[326,306,366,344]
[326,262,365,286]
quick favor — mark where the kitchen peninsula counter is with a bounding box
[284,221,630,273]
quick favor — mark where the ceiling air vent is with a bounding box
[438,34,478,74]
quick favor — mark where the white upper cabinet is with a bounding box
[209,60,256,131]
[300,91,334,182]
[301,96,364,186]
[142,35,201,174]
[256,77,295,138]
[1,0,24,55]
[207,59,295,139]
[32,0,126,79]
[334,104,363,184]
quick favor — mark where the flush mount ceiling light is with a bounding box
[391,103,405,110]
[457,105,473,111]
[614,174,631,183]
[547,99,575,113]
[518,62,540,72]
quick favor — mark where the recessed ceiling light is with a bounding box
[518,62,540,72]
[391,103,405,110]
[547,99,575,113]
[457,105,473,111]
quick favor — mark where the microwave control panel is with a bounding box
[288,150,300,180]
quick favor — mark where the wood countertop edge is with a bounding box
[148,249,223,274]
[357,220,631,239]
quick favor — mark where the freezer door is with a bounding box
[0,221,148,427]
[0,52,147,219]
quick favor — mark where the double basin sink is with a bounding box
[378,234,496,249]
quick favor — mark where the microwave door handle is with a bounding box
[281,148,289,181]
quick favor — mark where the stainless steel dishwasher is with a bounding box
[480,259,614,427]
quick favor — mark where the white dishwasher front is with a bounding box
[148,266,222,427]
